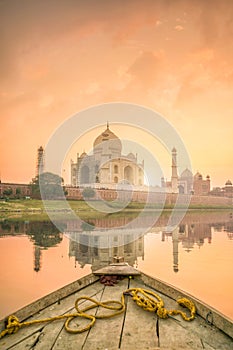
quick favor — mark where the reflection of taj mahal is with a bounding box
[70,123,144,187]
[68,230,145,272]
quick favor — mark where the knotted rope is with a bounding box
[126,288,196,321]
[0,288,195,340]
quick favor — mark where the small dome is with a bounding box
[127,152,136,160]
[194,172,202,180]
[80,152,87,158]
[206,175,210,179]
[225,179,232,186]
[172,147,177,153]
[180,168,193,178]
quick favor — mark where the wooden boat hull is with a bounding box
[0,271,232,349]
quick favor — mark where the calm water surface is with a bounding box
[0,210,232,320]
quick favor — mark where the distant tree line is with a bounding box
[1,187,23,200]
[1,172,67,200]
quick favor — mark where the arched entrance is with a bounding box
[178,185,184,194]
[124,166,133,184]
[80,165,90,184]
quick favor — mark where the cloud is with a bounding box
[1,0,233,184]
[127,51,164,88]
[174,25,184,31]
[197,0,233,47]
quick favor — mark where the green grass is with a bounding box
[0,198,232,222]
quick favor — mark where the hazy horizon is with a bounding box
[1,0,233,188]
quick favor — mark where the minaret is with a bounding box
[34,245,42,272]
[172,227,179,273]
[171,147,178,193]
[36,146,44,177]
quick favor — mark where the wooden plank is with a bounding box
[94,263,140,276]
[35,288,105,350]
[1,271,232,350]
[0,281,102,350]
[121,277,204,349]
[0,274,98,330]
[10,330,42,350]
[120,277,160,350]
[82,277,129,350]
[135,275,233,350]
[141,272,233,339]
[52,285,106,350]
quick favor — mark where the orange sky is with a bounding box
[1,0,233,187]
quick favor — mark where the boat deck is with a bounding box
[0,274,232,350]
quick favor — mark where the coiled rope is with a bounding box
[0,288,196,340]
[126,288,196,321]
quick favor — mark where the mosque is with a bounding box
[70,123,144,188]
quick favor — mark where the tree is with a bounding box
[31,176,41,199]
[16,187,21,199]
[31,172,65,199]
[3,188,13,198]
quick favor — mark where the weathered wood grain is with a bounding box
[82,278,129,350]
[10,330,43,350]
[0,274,98,330]
[94,263,140,276]
[52,287,105,350]
[0,268,232,350]
[141,272,233,339]
[0,281,102,350]
[120,277,159,350]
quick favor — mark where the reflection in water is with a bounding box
[27,222,63,272]
[0,211,233,319]
[162,222,212,272]
[0,211,232,274]
[68,232,144,271]
[0,221,63,272]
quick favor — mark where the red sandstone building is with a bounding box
[193,172,211,196]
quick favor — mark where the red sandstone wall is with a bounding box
[0,183,31,197]
[65,186,232,207]
[0,182,231,207]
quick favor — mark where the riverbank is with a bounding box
[0,199,232,221]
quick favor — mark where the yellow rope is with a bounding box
[0,295,126,339]
[126,288,196,321]
[0,288,196,340]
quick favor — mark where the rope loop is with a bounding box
[65,313,96,334]
[0,286,196,340]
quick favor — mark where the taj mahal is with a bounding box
[70,123,144,188]
[70,123,201,194]
[0,124,232,202]
[1,123,232,201]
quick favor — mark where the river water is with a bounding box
[0,210,232,320]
